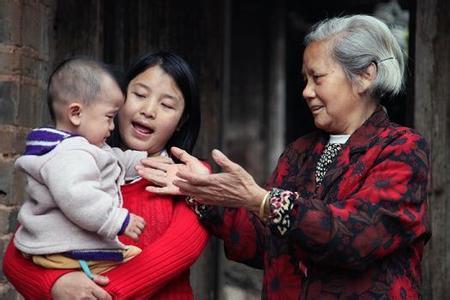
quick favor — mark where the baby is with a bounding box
[14,57,146,278]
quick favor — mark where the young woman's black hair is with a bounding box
[108,51,201,154]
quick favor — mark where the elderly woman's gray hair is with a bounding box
[305,15,405,99]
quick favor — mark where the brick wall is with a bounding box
[0,0,56,298]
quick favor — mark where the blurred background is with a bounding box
[0,0,448,299]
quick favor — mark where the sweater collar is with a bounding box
[24,127,77,155]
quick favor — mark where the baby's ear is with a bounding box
[67,102,83,126]
[357,62,377,94]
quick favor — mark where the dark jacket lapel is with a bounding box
[318,106,390,201]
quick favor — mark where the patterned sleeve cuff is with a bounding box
[267,188,298,236]
[185,196,212,219]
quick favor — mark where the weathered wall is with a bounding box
[415,0,450,298]
[0,0,56,298]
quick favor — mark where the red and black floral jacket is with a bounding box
[200,106,430,299]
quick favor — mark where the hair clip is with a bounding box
[378,56,395,63]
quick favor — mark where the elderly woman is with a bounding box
[142,15,430,299]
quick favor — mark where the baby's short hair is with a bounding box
[47,57,118,121]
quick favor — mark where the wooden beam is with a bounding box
[415,0,450,298]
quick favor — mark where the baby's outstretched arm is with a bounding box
[124,213,146,241]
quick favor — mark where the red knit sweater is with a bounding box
[3,178,209,299]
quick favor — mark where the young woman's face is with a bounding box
[302,40,369,135]
[118,65,185,155]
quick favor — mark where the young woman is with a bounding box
[3,51,209,299]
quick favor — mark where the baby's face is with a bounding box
[78,76,124,147]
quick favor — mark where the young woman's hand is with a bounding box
[51,271,112,300]
[137,148,209,195]
[171,148,267,214]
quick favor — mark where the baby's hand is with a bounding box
[124,213,146,241]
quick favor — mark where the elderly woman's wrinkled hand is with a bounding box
[171,147,267,214]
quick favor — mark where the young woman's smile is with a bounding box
[131,121,154,136]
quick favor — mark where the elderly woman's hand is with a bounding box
[171,147,268,214]
[137,150,210,195]
[51,272,112,300]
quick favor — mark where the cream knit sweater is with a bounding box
[14,136,146,254]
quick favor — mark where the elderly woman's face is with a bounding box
[302,40,372,135]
